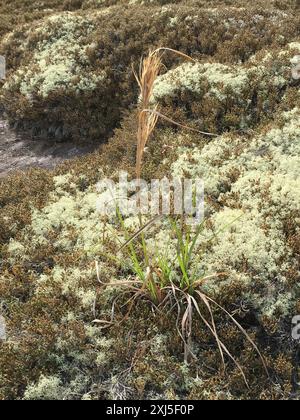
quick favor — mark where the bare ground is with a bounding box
[0,118,97,177]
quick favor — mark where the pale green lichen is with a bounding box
[289,42,300,52]
[7,240,25,257]
[201,207,289,277]
[23,375,64,400]
[152,62,250,102]
[4,13,106,99]
[171,107,300,318]
[53,173,73,190]
[36,265,98,312]
[172,134,236,196]
[152,44,293,106]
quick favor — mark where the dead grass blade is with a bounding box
[141,109,217,137]
[152,47,197,63]
[192,272,228,288]
[118,215,163,252]
[190,294,249,388]
[167,283,248,385]
[182,295,193,363]
[204,294,269,377]
[195,290,225,371]
[170,283,197,362]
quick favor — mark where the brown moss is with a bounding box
[0,169,53,245]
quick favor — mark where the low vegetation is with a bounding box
[0,0,299,400]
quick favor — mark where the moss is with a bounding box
[0,0,300,401]
[0,168,53,245]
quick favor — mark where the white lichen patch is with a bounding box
[53,173,73,189]
[201,207,289,278]
[3,12,106,99]
[172,134,239,196]
[289,42,300,52]
[28,185,113,257]
[152,44,294,107]
[171,107,300,318]
[152,62,250,102]
[23,375,65,400]
[36,265,96,305]
[7,240,26,257]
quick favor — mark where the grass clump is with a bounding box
[0,0,299,401]
[93,50,269,388]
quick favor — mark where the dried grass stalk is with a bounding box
[134,49,216,180]
[134,50,162,180]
